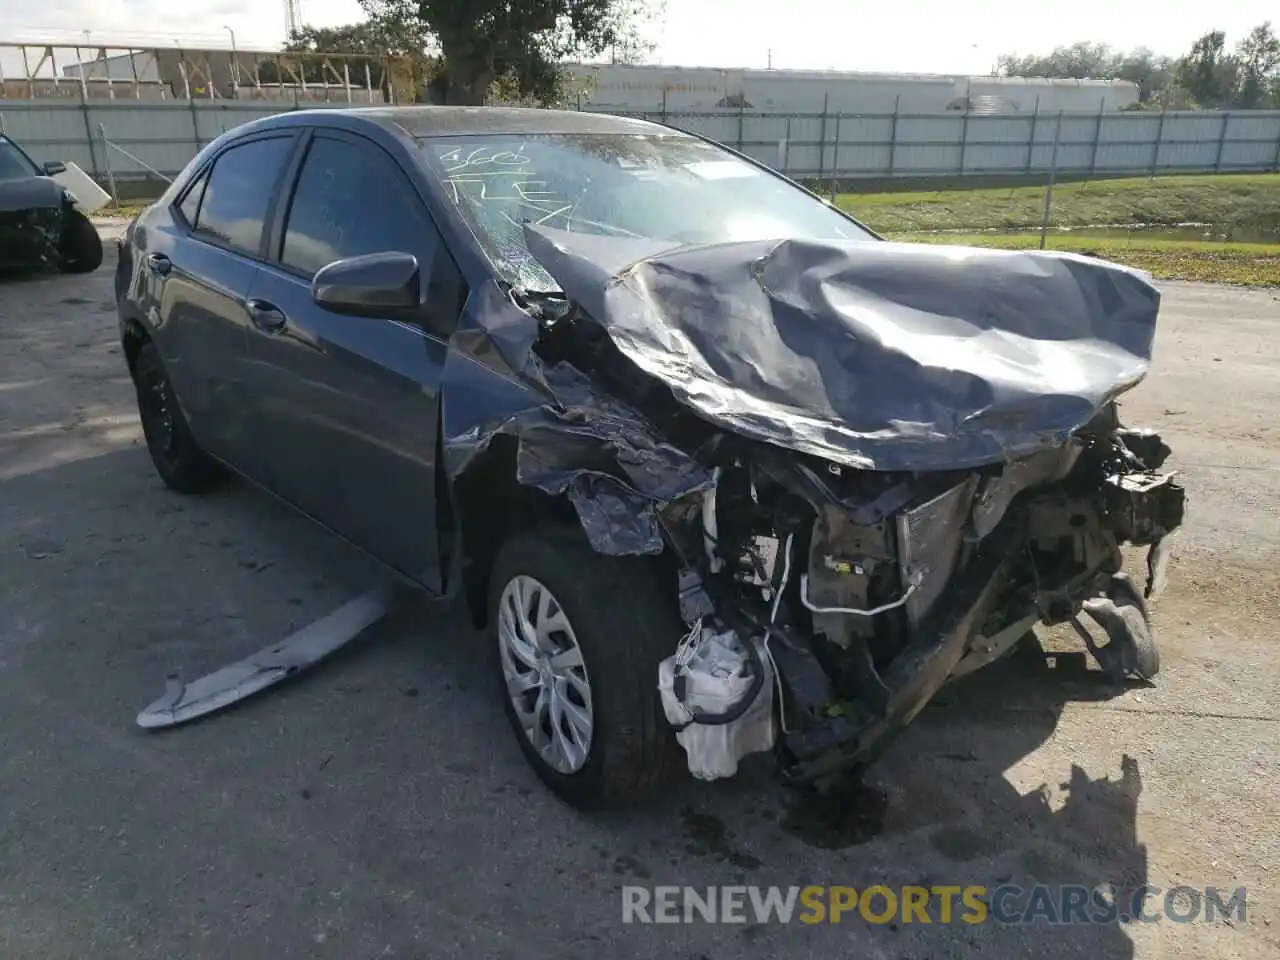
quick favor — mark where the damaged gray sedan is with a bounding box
[116,106,1185,808]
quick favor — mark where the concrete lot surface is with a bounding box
[1,230,1276,958]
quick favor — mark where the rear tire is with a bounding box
[58,209,103,274]
[488,525,685,809]
[132,342,227,494]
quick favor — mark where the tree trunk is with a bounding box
[439,34,495,105]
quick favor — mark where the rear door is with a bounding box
[244,128,464,589]
[156,132,297,476]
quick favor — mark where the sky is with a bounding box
[1,0,1276,76]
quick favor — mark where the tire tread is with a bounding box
[489,525,685,808]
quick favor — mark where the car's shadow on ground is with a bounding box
[1,447,1150,959]
[389,581,1152,957]
[0,265,66,285]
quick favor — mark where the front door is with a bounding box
[244,130,464,590]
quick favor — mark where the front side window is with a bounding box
[0,138,39,181]
[280,135,437,277]
[280,134,462,337]
[417,132,874,290]
[191,136,293,256]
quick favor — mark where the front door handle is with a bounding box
[245,298,287,334]
[145,252,171,275]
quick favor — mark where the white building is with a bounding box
[566,63,1140,114]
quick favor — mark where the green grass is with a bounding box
[101,173,1280,284]
[101,203,149,220]
[841,173,1280,284]
[840,173,1280,235]
[885,231,1280,286]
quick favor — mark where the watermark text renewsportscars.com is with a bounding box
[621,884,1248,926]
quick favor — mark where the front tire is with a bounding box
[132,342,227,494]
[58,209,103,274]
[489,526,685,809]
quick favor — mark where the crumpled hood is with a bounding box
[0,176,65,214]
[523,225,1162,471]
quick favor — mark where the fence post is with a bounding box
[817,93,828,184]
[1088,96,1104,176]
[76,63,101,179]
[1273,120,1280,171]
[1150,109,1167,178]
[958,102,970,176]
[781,115,792,176]
[96,123,118,208]
[1025,97,1040,174]
[887,95,900,177]
[737,98,745,151]
[830,113,841,201]
[661,86,667,124]
[1038,111,1063,251]
[1214,112,1230,172]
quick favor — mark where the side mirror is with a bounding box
[42,160,67,176]
[311,251,421,319]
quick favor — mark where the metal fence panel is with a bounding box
[0,98,1276,191]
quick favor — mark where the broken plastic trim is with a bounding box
[668,623,767,729]
[136,587,392,729]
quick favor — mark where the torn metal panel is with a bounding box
[566,474,665,555]
[439,284,714,556]
[136,587,392,729]
[522,225,1162,472]
[971,444,1081,540]
[896,476,978,626]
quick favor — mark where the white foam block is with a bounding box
[52,161,112,215]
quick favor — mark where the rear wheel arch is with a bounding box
[122,317,151,374]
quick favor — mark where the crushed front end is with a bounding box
[0,205,62,269]
[652,407,1184,786]
[465,225,1186,789]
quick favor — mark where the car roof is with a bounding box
[247,105,685,139]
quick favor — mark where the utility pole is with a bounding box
[284,0,303,38]
[225,25,239,97]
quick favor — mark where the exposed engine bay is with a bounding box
[449,224,1188,787]
[647,411,1183,784]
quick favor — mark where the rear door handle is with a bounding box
[145,252,171,275]
[245,298,287,334]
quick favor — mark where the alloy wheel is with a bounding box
[497,574,594,774]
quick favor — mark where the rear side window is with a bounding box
[177,169,208,225]
[190,136,293,256]
[281,135,437,277]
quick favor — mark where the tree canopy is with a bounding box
[349,0,661,105]
[997,22,1280,109]
[279,10,1278,111]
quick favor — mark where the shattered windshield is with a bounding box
[0,138,39,181]
[417,132,874,290]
